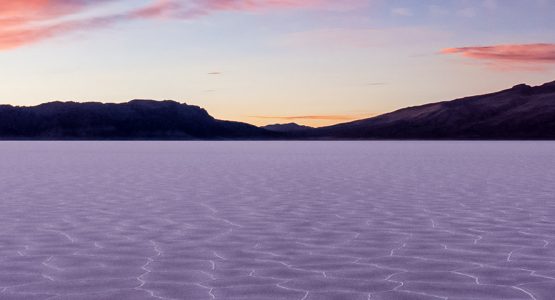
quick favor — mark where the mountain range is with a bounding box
[0,100,274,140]
[1,80,554,140]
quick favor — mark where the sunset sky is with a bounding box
[1,0,555,126]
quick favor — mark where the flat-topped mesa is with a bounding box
[128,99,189,107]
[0,100,277,140]
[262,123,314,132]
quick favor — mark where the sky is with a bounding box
[1,0,555,127]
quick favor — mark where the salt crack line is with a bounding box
[135,240,169,300]
[295,241,336,250]
[208,260,216,271]
[258,275,309,300]
[389,243,407,256]
[518,268,555,281]
[42,256,63,272]
[17,245,29,256]
[383,272,449,300]
[37,227,76,243]
[429,226,484,245]
[512,286,537,300]
[42,274,55,281]
[208,216,243,228]
[384,270,407,290]
[369,269,448,300]
[200,203,218,214]
[201,270,216,280]
[507,249,517,262]
[151,240,163,257]
[194,283,216,299]
[212,251,227,261]
[388,233,413,257]
[452,266,540,300]
[227,270,309,300]
[353,260,406,274]
[276,281,309,300]
[254,258,327,278]
[452,270,480,285]
[250,248,282,258]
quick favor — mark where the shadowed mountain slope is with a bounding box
[0,100,275,140]
[296,80,555,139]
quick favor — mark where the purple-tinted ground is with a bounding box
[1,142,555,300]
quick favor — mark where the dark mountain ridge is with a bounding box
[1,80,554,140]
[291,80,555,140]
[0,100,275,140]
[261,123,314,132]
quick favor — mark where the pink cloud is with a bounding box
[134,0,342,19]
[251,114,373,121]
[0,0,123,50]
[0,0,114,26]
[0,0,342,50]
[441,43,555,71]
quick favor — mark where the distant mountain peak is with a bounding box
[261,123,314,132]
[511,83,531,89]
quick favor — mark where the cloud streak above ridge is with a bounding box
[0,0,342,50]
[442,43,555,71]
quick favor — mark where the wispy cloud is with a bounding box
[132,0,335,19]
[207,72,222,75]
[251,114,372,121]
[391,7,413,17]
[441,43,555,71]
[0,14,125,50]
[0,0,344,50]
[0,1,112,26]
[0,0,131,50]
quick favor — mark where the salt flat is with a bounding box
[1,141,554,300]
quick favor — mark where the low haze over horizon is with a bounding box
[1,0,555,126]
